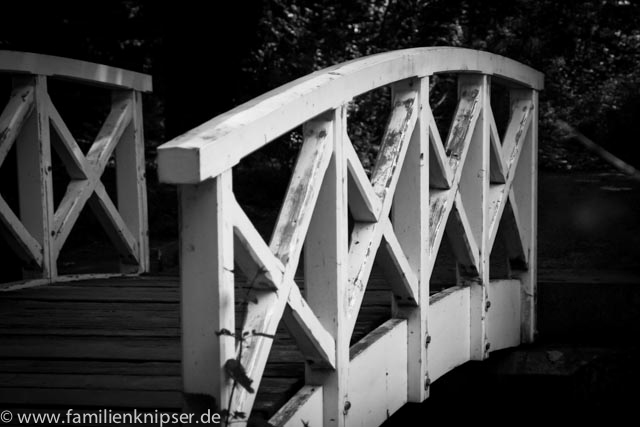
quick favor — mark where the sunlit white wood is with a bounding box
[233,200,285,289]
[345,137,381,222]
[486,279,521,352]
[487,90,534,254]
[116,90,149,273]
[502,190,527,265]
[428,286,471,382]
[377,219,419,305]
[390,76,430,401]
[270,385,323,427]
[15,76,55,280]
[285,285,336,368]
[488,106,506,184]
[346,81,418,334]
[446,194,480,277]
[427,78,483,276]
[179,170,235,415]
[304,106,349,427]
[157,48,543,184]
[347,319,407,427]
[0,50,152,92]
[426,108,453,189]
[272,115,338,370]
[271,115,334,279]
[229,199,334,422]
[457,75,490,361]
[502,95,534,177]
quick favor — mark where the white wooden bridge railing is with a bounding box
[157,47,543,426]
[0,51,152,289]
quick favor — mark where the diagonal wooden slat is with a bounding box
[86,95,132,171]
[48,96,88,180]
[427,78,484,275]
[52,95,135,258]
[427,107,453,189]
[229,198,292,422]
[345,81,419,335]
[487,94,534,253]
[488,105,506,184]
[229,197,335,422]
[88,182,139,265]
[501,96,534,175]
[445,194,480,277]
[53,180,92,251]
[270,116,334,278]
[284,285,336,368]
[370,85,419,201]
[376,219,419,305]
[445,84,482,173]
[268,114,338,370]
[0,83,34,165]
[503,189,527,268]
[0,196,43,267]
[345,136,381,222]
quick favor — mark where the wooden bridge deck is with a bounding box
[0,273,406,422]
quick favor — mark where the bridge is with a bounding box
[0,48,544,425]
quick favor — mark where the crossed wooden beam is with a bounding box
[205,76,534,420]
[0,79,141,274]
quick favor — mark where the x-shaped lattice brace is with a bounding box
[49,92,141,266]
[0,81,142,272]
[220,76,534,420]
[222,80,427,420]
[487,90,535,270]
[0,81,42,268]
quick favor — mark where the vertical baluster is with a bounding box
[391,77,430,401]
[179,170,235,417]
[510,88,538,343]
[15,75,55,281]
[305,106,349,427]
[115,90,149,273]
[457,74,490,360]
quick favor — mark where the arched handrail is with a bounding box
[0,50,152,92]
[158,47,542,184]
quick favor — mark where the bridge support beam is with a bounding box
[391,76,430,401]
[304,107,349,427]
[179,172,235,418]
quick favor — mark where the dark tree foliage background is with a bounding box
[1,0,639,245]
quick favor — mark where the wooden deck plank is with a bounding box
[0,275,395,420]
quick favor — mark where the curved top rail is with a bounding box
[0,50,152,92]
[157,47,543,184]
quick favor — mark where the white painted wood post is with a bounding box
[391,77,430,401]
[305,106,349,427]
[115,90,149,273]
[179,171,235,416]
[511,89,538,343]
[14,76,55,281]
[456,74,490,361]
